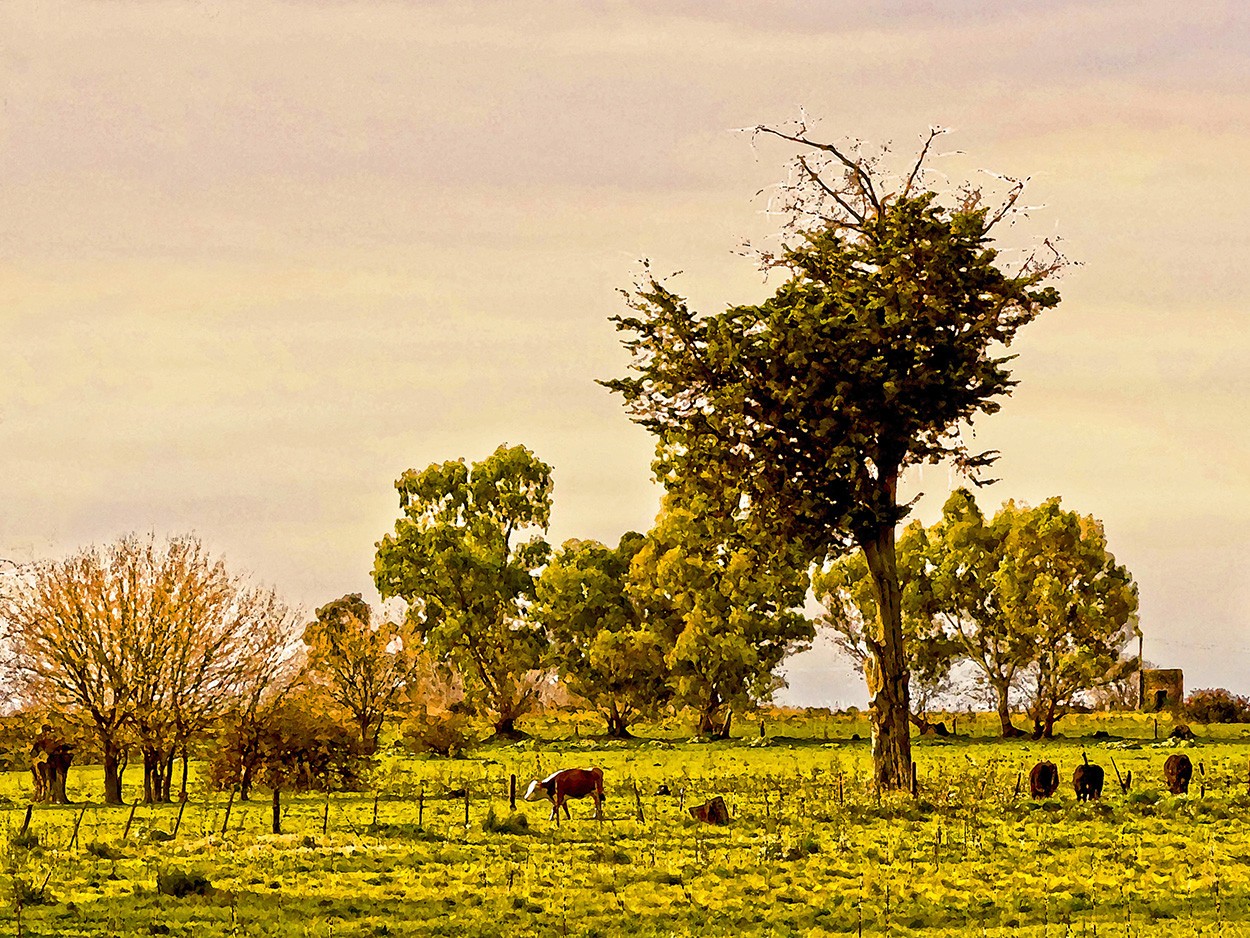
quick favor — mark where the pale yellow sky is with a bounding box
[3,1,1248,705]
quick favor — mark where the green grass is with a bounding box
[2,712,1249,936]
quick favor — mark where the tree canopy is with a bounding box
[304,593,424,755]
[373,444,553,737]
[533,533,671,738]
[605,125,1062,787]
[628,497,813,738]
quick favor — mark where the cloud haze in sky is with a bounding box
[3,0,1248,707]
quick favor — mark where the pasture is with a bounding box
[4,712,1250,937]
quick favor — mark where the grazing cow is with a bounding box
[1073,762,1105,802]
[523,767,604,822]
[1029,761,1060,799]
[1164,753,1193,794]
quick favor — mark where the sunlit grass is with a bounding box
[2,711,1249,936]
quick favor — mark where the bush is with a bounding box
[402,707,474,758]
[1185,688,1250,724]
[481,806,530,835]
[156,869,212,898]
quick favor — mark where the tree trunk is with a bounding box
[102,743,125,805]
[992,681,1024,737]
[860,520,913,792]
[605,703,633,739]
[47,761,71,805]
[697,689,731,739]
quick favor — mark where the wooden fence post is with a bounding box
[271,788,281,835]
[123,803,137,840]
[220,790,236,836]
[418,789,425,828]
[509,775,517,811]
[464,787,470,828]
[19,804,33,838]
[67,805,87,850]
[322,792,331,836]
[172,800,187,839]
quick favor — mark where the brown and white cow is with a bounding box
[523,767,604,823]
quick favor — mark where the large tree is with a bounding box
[373,444,552,737]
[815,520,961,733]
[629,497,813,738]
[606,124,1062,788]
[304,593,424,755]
[533,533,672,738]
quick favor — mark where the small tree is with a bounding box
[210,688,365,800]
[374,444,552,737]
[997,498,1139,738]
[629,497,813,738]
[534,533,671,737]
[926,489,1034,737]
[303,594,424,755]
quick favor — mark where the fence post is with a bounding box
[67,805,87,850]
[464,787,470,829]
[322,792,331,835]
[418,789,425,828]
[172,800,187,839]
[271,788,281,835]
[220,790,236,836]
[509,775,517,811]
[19,805,33,838]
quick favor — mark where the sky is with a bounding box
[3,1,1249,708]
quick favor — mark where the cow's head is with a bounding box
[523,779,550,803]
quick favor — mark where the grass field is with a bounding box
[3,711,1249,937]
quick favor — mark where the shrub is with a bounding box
[481,806,530,835]
[1185,688,1250,724]
[85,840,123,860]
[156,869,212,898]
[402,707,474,758]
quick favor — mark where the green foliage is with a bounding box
[534,533,671,737]
[821,487,1139,740]
[605,128,1062,788]
[629,497,813,738]
[995,497,1138,738]
[1186,688,1250,724]
[374,444,553,735]
[815,520,961,722]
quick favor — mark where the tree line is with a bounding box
[1,120,1144,796]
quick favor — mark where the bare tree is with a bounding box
[2,535,303,804]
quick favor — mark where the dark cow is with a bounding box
[523,767,604,823]
[689,796,730,825]
[1029,761,1060,799]
[1073,762,1104,802]
[1164,753,1193,794]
